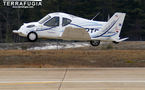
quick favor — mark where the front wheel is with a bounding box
[27,32,38,42]
[90,40,100,46]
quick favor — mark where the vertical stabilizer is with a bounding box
[100,12,127,42]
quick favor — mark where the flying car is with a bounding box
[13,12,128,46]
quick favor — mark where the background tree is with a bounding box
[0,0,145,42]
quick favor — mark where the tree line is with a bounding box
[0,0,145,42]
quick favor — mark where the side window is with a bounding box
[44,17,59,27]
[62,18,72,26]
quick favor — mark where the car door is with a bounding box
[59,17,72,37]
[40,16,61,38]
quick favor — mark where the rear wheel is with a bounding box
[113,41,119,44]
[90,40,100,46]
[27,32,38,42]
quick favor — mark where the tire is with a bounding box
[27,32,38,42]
[90,40,100,46]
[113,41,119,44]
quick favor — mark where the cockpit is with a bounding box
[38,14,72,27]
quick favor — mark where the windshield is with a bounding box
[38,15,51,24]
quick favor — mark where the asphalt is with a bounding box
[0,68,145,90]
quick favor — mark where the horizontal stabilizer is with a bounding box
[113,37,128,42]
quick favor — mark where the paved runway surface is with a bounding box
[0,68,145,90]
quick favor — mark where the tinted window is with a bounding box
[62,18,72,26]
[44,17,59,27]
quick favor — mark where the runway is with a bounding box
[0,68,145,90]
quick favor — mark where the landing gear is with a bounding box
[27,32,38,42]
[90,40,100,46]
[113,41,119,44]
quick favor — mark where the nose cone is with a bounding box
[15,24,27,36]
[13,24,26,36]
[13,22,39,37]
[13,30,20,34]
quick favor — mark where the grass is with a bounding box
[0,49,145,68]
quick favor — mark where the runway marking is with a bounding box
[0,80,145,85]
[0,81,57,85]
[52,80,145,83]
[1,68,145,70]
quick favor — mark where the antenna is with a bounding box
[91,12,100,20]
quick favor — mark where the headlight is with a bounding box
[27,25,35,28]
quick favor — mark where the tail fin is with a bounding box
[109,13,126,41]
[99,12,127,42]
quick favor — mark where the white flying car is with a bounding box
[13,12,128,46]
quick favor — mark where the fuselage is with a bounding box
[13,12,127,46]
[16,12,108,40]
